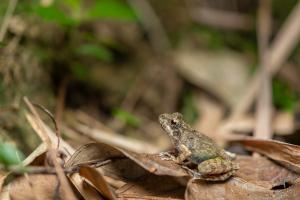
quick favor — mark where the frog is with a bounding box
[159,112,239,181]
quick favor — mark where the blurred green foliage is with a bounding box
[112,108,141,127]
[71,64,89,80]
[32,4,78,26]
[75,44,114,62]
[181,90,198,123]
[28,0,136,26]
[88,0,137,21]
[273,80,298,111]
[192,26,257,53]
[0,142,24,167]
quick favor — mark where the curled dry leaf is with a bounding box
[66,143,188,178]
[185,177,300,200]
[66,142,189,199]
[79,166,116,200]
[236,138,300,173]
[65,142,124,168]
[25,111,102,200]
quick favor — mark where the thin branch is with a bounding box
[190,7,254,31]
[254,0,272,139]
[230,1,300,120]
[0,0,18,42]
[24,97,78,199]
[127,0,171,54]
[24,97,52,148]
[32,103,61,150]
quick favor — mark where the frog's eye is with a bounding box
[171,119,177,125]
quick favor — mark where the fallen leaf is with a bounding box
[185,177,300,200]
[65,142,124,168]
[235,156,298,189]
[236,138,300,173]
[3,174,64,200]
[66,143,188,178]
[79,166,116,199]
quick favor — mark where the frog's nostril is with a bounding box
[158,114,167,122]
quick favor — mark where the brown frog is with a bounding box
[159,112,239,181]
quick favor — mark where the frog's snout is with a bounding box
[158,114,167,123]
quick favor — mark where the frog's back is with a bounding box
[180,130,221,164]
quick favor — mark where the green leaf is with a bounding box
[181,90,198,123]
[63,0,82,10]
[71,64,89,80]
[32,5,78,26]
[273,80,298,111]
[87,0,137,21]
[112,108,140,127]
[76,44,113,62]
[0,142,23,167]
[0,42,5,48]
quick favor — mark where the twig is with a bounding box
[47,149,77,200]
[0,0,18,42]
[32,103,61,150]
[254,0,272,139]
[24,97,52,148]
[222,112,294,135]
[24,97,76,199]
[230,1,300,120]
[190,7,254,31]
[127,0,171,54]
[69,123,160,154]
[55,77,69,139]
[69,111,161,153]
[2,160,112,175]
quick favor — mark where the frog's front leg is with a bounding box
[159,144,191,163]
[197,157,237,175]
[173,144,192,164]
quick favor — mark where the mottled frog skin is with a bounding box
[159,112,239,181]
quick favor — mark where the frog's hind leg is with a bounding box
[197,157,237,175]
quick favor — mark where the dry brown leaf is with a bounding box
[4,174,63,200]
[118,149,188,177]
[66,143,188,178]
[235,156,298,189]
[0,172,7,193]
[185,177,300,200]
[65,143,124,168]
[79,166,116,200]
[236,138,300,173]
[25,108,102,199]
[116,174,185,199]
[22,143,48,166]
[68,173,103,200]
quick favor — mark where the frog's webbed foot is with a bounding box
[181,165,203,179]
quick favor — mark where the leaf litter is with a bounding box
[1,100,300,200]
